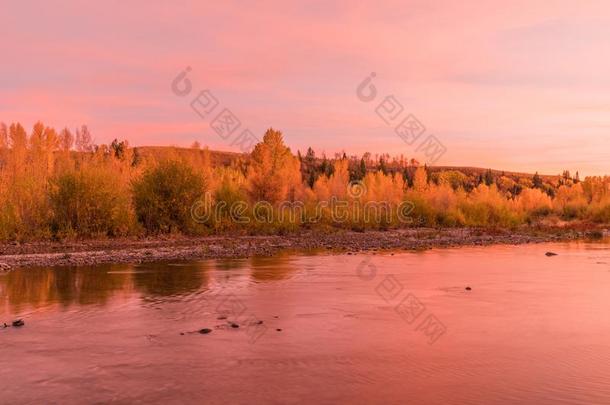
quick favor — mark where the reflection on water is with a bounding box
[134,262,210,298]
[250,253,300,281]
[2,242,610,404]
[0,256,303,314]
[1,265,133,313]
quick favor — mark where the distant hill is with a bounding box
[428,166,560,181]
[133,146,561,181]
[134,146,244,167]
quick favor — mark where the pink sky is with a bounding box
[2,0,610,175]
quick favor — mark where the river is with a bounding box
[2,242,610,404]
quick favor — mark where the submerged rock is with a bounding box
[0,262,11,272]
[12,319,24,327]
[199,328,212,334]
[465,286,472,291]
[545,252,558,257]
[230,323,239,329]
[276,328,283,332]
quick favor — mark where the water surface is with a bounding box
[2,242,610,404]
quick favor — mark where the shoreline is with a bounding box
[0,227,603,270]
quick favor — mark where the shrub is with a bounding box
[590,203,610,224]
[0,201,18,241]
[50,167,133,237]
[132,160,206,234]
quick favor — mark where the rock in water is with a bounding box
[465,286,472,291]
[545,252,558,257]
[199,328,212,334]
[12,319,24,327]
[230,323,239,329]
[0,263,11,272]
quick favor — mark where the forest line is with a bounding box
[0,122,609,241]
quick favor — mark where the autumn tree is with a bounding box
[413,166,428,192]
[0,122,7,150]
[75,125,94,152]
[247,128,302,203]
[59,128,74,152]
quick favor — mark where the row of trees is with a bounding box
[0,122,609,241]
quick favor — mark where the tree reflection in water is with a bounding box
[0,255,308,316]
[133,262,209,298]
[0,265,132,313]
[249,253,298,282]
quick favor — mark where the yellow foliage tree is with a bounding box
[247,128,302,204]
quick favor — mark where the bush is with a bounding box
[50,168,133,237]
[0,201,18,241]
[405,192,436,226]
[561,202,587,220]
[132,160,206,234]
[590,203,610,224]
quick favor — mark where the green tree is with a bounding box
[533,172,543,189]
[110,139,129,160]
[133,160,206,234]
[484,169,494,186]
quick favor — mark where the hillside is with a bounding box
[134,146,559,180]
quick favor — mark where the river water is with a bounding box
[2,242,610,404]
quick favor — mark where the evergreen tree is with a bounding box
[359,158,366,178]
[533,172,543,189]
[484,169,494,186]
[379,157,388,175]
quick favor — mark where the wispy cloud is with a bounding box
[2,0,610,174]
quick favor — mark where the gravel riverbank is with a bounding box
[0,227,598,270]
